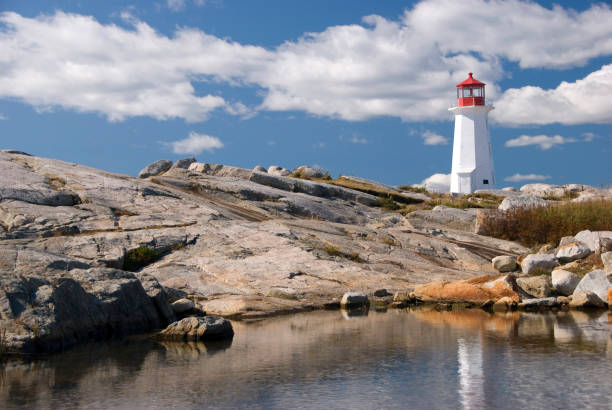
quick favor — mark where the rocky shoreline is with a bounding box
[0,150,610,354]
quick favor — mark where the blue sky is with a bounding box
[0,0,611,188]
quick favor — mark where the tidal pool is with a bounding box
[1,308,611,409]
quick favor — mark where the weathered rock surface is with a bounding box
[492,255,517,273]
[138,159,173,178]
[516,275,552,298]
[493,296,517,311]
[573,270,611,302]
[520,254,558,274]
[158,316,234,341]
[551,269,581,296]
[0,151,531,352]
[555,242,591,263]
[519,297,558,309]
[498,194,547,211]
[294,165,325,178]
[171,157,196,170]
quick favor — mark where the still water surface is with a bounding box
[1,308,611,409]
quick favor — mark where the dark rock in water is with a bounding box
[340,292,369,309]
[374,289,392,297]
[158,316,234,341]
[0,246,173,353]
[138,159,172,178]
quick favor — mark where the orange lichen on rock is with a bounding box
[414,274,520,304]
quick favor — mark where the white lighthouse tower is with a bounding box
[449,73,495,194]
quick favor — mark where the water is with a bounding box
[1,308,611,409]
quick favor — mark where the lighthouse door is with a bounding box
[459,173,471,193]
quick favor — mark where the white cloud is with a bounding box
[493,64,612,125]
[0,113,7,120]
[504,173,551,183]
[0,11,269,122]
[421,130,448,145]
[504,134,575,150]
[167,0,186,12]
[2,1,612,124]
[168,132,223,154]
[414,173,450,193]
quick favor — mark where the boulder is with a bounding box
[519,183,565,198]
[188,162,252,179]
[373,289,392,297]
[340,292,369,309]
[568,291,606,309]
[253,165,267,173]
[516,275,552,298]
[136,273,176,325]
[492,255,517,273]
[171,298,195,314]
[413,275,519,304]
[520,254,558,274]
[551,269,581,296]
[574,230,612,253]
[555,242,591,263]
[392,291,413,307]
[573,270,611,302]
[294,165,325,178]
[172,157,196,169]
[602,252,612,274]
[493,296,517,311]
[158,316,234,341]
[138,159,173,178]
[498,194,547,211]
[268,165,291,176]
[518,297,558,309]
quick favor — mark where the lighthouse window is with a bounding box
[483,179,489,185]
[473,88,482,97]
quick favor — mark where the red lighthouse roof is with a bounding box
[456,72,485,88]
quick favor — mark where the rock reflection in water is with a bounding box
[1,309,610,409]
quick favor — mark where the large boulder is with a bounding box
[574,230,612,253]
[138,159,173,178]
[158,316,234,341]
[188,162,252,179]
[569,291,606,309]
[520,254,558,274]
[340,292,369,309]
[171,298,195,314]
[573,270,611,302]
[253,165,267,173]
[268,165,291,176]
[498,194,547,211]
[492,255,517,273]
[519,183,565,198]
[516,275,552,298]
[551,269,581,296]
[413,275,520,304]
[556,241,591,263]
[294,165,325,178]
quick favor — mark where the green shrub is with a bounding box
[377,196,401,210]
[478,199,612,247]
[123,246,160,271]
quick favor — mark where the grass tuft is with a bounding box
[324,244,366,263]
[123,246,160,271]
[478,199,612,247]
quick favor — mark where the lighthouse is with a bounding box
[449,73,495,194]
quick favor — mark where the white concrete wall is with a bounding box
[449,105,495,194]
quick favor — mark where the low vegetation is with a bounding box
[478,199,612,247]
[324,244,365,263]
[123,246,160,271]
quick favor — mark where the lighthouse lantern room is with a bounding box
[449,73,495,194]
